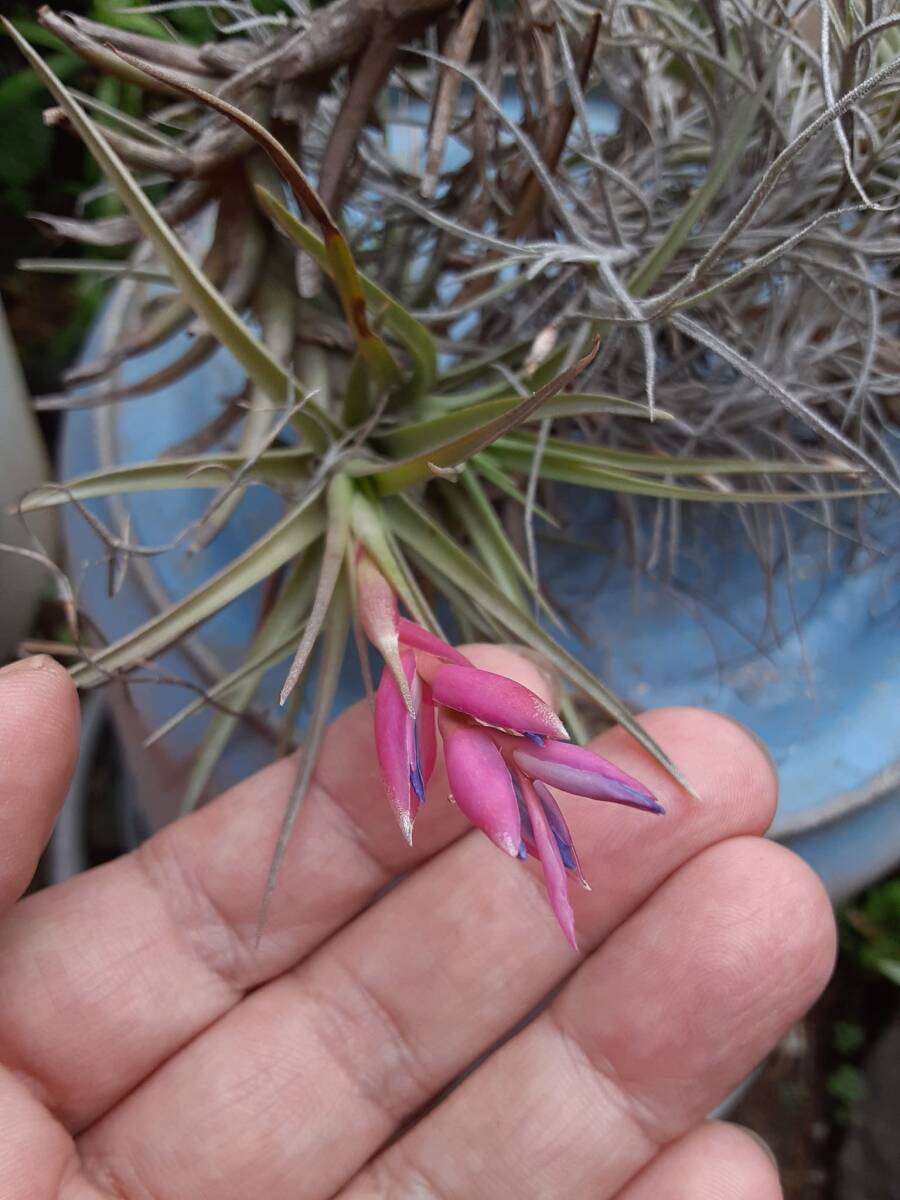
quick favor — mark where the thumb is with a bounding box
[0,656,80,911]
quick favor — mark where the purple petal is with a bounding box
[431,664,569,741]
[374,650,419,843]
[443,726,521,857]
[412,677,437,803]
[533,780,589,890]
[408,676,436,806]
[410,760,426,804]
[513,773,535,844]
[512,741,663,813]
[518,774,578,950]
[397,618,470,666]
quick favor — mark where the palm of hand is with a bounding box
[0,650,833,1199]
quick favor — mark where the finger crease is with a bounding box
[545,1004,666,1158]
[299,955,433,1130]
[132,834,248,998]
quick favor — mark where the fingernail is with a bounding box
[0,654,50,678]
[740,1126,779,1170]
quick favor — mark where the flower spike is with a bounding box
[362,563,663,947]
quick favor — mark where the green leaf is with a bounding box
[384,494,700,799]
[177,555,319,813]
[440,483,524,606]
[410,548,509,645]
[363,341,602,494]
[495,433,861,477]
[71,495,325,687]
[487,438,875,502]
[147,623,302,751]
[379,392,665,461]
[0,53,77,111]
[258,573,350,937]
[2,17,69,51]
[280,474,352,705]
[2,19,333,451]
[14,449,312,513]
[349,489,433,629]
[343,351,371,428]
[91,0,172,39]
[471,455,559,527]
[454,469,567,631]
[256,185,437,401]
[435,337,532,389]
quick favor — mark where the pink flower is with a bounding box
[356,550,664,946]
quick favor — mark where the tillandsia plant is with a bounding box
[4,2,900,938]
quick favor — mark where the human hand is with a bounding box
[0,650,834,1199]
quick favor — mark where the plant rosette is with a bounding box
[6,7,900,929]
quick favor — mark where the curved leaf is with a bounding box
[179,556,319,813]
[256,185,437,401]
[379,392,667,460]
[485,447,876,502]
[258,574,350,936]
[71,495,325,687]
[494,433,863,478]
[362,341,601,494]
[15,449,312,513]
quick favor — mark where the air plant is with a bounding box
[4,1,899,940]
